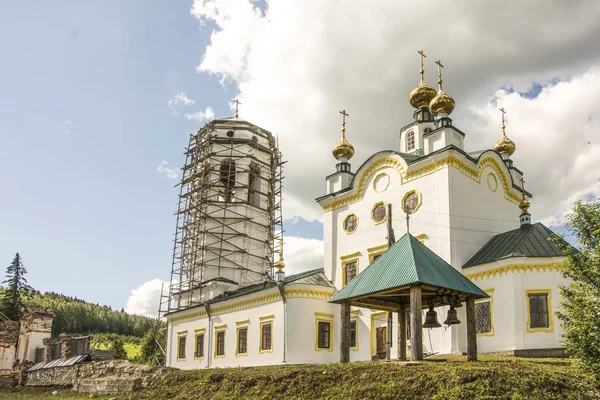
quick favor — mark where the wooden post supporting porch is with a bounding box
[340,301,351,363]
[410,285,423,361]
[386,311,392,361]
[397,306,407,361]
[466,296,477,361]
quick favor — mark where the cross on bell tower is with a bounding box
[233,99,241,119]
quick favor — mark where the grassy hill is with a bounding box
[125,355,598,400]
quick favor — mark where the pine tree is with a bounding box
[1,253,33,320]
[553,200,600,378]
[112,338,127,360]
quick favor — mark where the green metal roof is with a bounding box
[328,234,488,303]
[463,222,567,268]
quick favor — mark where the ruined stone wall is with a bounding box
[25,360,166,394]
[16,309,53,364]
[0,320,19,370]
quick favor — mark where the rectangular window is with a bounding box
[34,348,44,363]
[237,327,248,355]
[475,301,492,334]
[350,319,357,349]
[261,323,272,352]
[216,331,225,357]
[344,261,357,286]
[528,293,550,329]
[178,336,186,360]
[318,321,331,349]
[195,334,204,358]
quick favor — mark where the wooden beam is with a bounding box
[398,306,407,361]
[386,312,392,361]
[410,285,423,361]
[350,298,400,311]
[340,301,350,363]
[466,296,477,361]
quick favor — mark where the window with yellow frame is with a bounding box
[214,324,226,359]
[176,330,187,361]
[343,214,358,234]
[340,252,360,287]
[371,201,387,225]
[315,312,334,352]
[236,324,248,357]
[526,289,554,333]
[194,328,205,359]
[259,314,274,354]
[350,314,359,351]
[367,243,388,263]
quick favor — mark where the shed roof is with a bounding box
[329,234,487,305]
[463,222,566,268]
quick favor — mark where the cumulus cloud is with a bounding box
[156,160,180,180]
[282,235,324,275]
[168,92,195,115]
[184,106,215,123]
[125,278,167,318]
[190,0,600,223]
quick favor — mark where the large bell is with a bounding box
[444,306,461,326]
[423,305,441,328]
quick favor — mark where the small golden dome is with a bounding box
[275,259,285,270]
[429,89,455,116]
[519,198,530,215]
[494,134,516,157]
[332,137,354,161]
[409,83,437,109]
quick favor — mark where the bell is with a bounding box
[450,295,463,308]
[444,306,461,326]
[423,305,441,328]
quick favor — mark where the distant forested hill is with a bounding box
[1,289,159,337]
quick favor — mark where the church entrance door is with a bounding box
[376,327,387,360]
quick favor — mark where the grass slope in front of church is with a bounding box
[126,354,597,400]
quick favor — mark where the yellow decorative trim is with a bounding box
[350,309,361,315]
[340,251,361,261]
[236,326,248,357]
[414,233,427,244]
[371,201,388,225]
[367,243,388,263]
[194,332,204,360]
[402,189,422,214]
[343,213,359,235]
[194,327,205,333]
[214,326,226,359]
[315,318,333,352]
[176,335,187,362]
[259,314,275,321]
[466,264,561,281]
[526,289,554,333]
[176,330,188,335]
[487,172,498,192]
[373,172,390,193]
[321,154,522,212]
[475,289,494,337]
[350,316,359,351]
[167,290,335,324]
[259,321,273,354]
[236,318,249,325]
[370,311,387,358]
[315,312,334,319]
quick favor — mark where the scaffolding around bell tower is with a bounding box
[159,117,284,315]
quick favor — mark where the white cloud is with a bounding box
[156,160,180,180]
[184,106,215,123]
[190,0,600,223]
[124,278,167,318]
[168,92,195,115]
[53,120,71,135]
[282,235,324,276]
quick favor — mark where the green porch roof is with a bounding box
[463,222,566,268]
[328,234,487,304]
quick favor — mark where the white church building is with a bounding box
[164,53,568,368]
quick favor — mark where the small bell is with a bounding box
[450,295,463,308]
[444,306,461,326]
[423,305,441,328]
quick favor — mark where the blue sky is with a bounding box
[1,1,599,315]
[0,1,321,310]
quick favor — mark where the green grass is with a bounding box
[91,343,141,360]
[126,355,599,400]
[0,387,95,399]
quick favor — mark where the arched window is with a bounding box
[247,163,261,207]
[424,127,431,134]
[219,160,236,202]
[406,131,415,151]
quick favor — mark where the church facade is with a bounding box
[164,53,568,368]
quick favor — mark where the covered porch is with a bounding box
[328,233,488,362]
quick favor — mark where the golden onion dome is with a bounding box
[332,137,354,161]
[429,89,455,116]
[409,82,437,109]
[519,198,531,215]
[275,259,285,270]
[494,133,516,157]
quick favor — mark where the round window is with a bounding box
[403,192,419,214]
[372,203,387,223]
[343,214,358,234]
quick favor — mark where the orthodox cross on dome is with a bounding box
[435,60,444,91]
[340,109,349,139]
[417,50,427,84]
[233,99,241,119]
[500,107,507,135]
[519,176,526,197]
